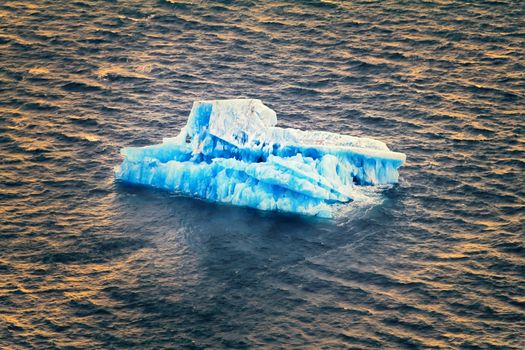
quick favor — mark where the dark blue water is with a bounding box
[1,0,524,348]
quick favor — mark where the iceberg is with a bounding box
[115,99,406,218]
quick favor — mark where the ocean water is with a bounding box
[1,0,524,348]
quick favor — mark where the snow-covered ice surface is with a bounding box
[115,99,406,218]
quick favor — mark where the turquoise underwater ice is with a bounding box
[115,99,406,218]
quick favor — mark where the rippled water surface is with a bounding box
[1,0,524,349]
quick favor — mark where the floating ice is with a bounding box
[115,99,406,218]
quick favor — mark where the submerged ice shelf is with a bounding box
[115,99,406,218]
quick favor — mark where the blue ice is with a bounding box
[115,99,406,218]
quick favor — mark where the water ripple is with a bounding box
[1,0,524,349]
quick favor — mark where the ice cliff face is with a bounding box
[115,99,406,218]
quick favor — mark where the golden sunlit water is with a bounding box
[1,0,524,349]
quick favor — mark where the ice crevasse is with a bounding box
[115,99,406,218]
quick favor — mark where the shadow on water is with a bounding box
[112,181,357,266]
[108,182,385,347]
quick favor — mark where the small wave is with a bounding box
[346,58,393,73]
[27,67,50,75]
[96,66,152,82]
[69,116,99,126]
[61,81,103,92]
[50,131,101,144]
[282,86,320,96]
[22,101,60,111]
[160,0,193,10]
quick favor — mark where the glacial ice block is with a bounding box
[115,99,406,218]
